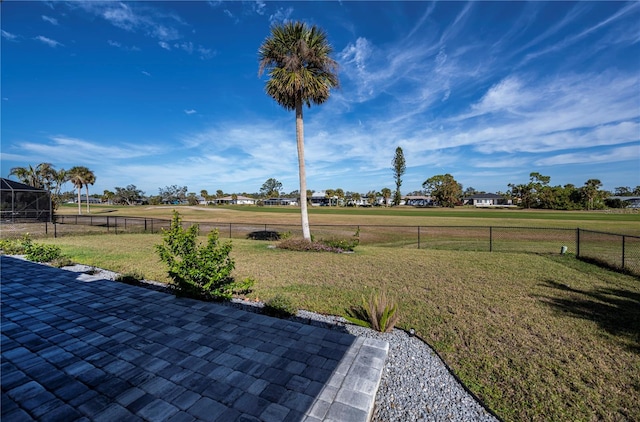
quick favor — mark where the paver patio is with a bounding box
[0,256,388,421]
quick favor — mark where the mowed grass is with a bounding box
[56,203,640,234]
[38,227,640,422]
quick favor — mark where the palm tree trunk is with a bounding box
[296,98,311,240]
[85,185,90,213]
[77,187,82,215]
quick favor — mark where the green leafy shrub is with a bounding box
[321,227,360,251]
[278,238,344,253]
[345,290,399,333]
[263,294,297,318]
[0,234,38,255]
[320,237,359,252]
[25,243,64,263]
[9,235,65,263]
[156,211,252,300]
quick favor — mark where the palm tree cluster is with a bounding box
[9,163,95,214]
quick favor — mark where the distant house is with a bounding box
[263,197,298,206]
[74,194,102,204]
[404,195,434,207]
[467,193,512,207]
[608,196,640,208]
[215,195,256,205]
[310,191,330,206]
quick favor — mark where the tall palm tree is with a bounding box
[68,166,95,214]
[83,169,96,213]
[258,21,339,240]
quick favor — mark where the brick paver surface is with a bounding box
[1,256,388,421]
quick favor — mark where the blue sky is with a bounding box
[2,1,639,197]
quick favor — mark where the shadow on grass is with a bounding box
[538,280,640,353]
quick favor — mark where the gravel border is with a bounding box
[20,257,499,421]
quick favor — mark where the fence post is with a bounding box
[54,223,57,238]
[45,221,48,236]
[229,223,232,239]
[417,226,421,249]
[115,217,118,235]
[622,235,626,269]
[151,219,154,234]
[576,228,580,257]
[145,218,147,232]
[489,226,493,252]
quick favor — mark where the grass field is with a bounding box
[9,205,640,421]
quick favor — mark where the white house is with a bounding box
[215,195,256,205]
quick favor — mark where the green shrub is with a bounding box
[345,290,399,333]
[25,243,64,263]
[263,294,297,318]
[9,234,65,263]
[320,237,359,252]
[321,227,360,251]
[156,211,252,300]
[277,238,344,253]
[0,238,27,255]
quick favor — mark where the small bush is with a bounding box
[25,243,64,263]
[0,235,30,255]
[321,227,360,251]
[247,230,281,241]
[345,290,399,333]
[277,238,344,253]
[11,235,65,263]
[263,294,297,318]
[156,211,253,300]
[320,237,359,252]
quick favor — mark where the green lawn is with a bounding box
[36,229,640,422]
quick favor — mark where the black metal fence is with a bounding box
[576,229,640,275]
[2,216,638,275]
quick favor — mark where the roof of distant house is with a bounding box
[467,193,503,199]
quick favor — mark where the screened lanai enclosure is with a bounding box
[1,178,52,222]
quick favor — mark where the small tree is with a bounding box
[260,178,282,198]
[381,188,392,207]
[392,146,406,206]
[423,174,462,207]
[156,211,251,300]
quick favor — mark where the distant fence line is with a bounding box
[1,215,638,276]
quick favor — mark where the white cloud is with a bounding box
[253,1,266,16]
[1,30,18,41]
[141,71,151,76]
[72,1,182,41]
[184,109,196,115]
[34,35,63,48]
[42,15,59,25]
[535,144,640,166]
[269,7,293,25]
[197,46,215,60]
[14,136,165,166]
[158,41,171,50]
